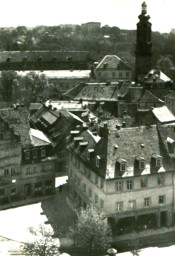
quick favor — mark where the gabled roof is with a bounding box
[152,106,175,123]
[143,69,172,83]
[95,55,131,70]
[64,82,118,101]
[30,128,51,146]
[139,90,164,103]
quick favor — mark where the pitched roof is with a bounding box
[158,125,175,159]
[15,70,91,79]
[152,106,175,123]
[95,55,131,70]
[143,69,172,83]
[105,126,165,179]
[139,90,164,103]
[64,82,118,101]
[30,128,51,146]
[0,107,31,146]
[0,51,92,63]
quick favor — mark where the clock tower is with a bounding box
[135,2,152,82]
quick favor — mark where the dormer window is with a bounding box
[33,149,38,159]
[87,149,94,161]
[156,158,162,168]
[96,155,101,168]
[151,154,162,168]
[140,161,145,169]
[41,148,46,158]
[117,158,127,172]
[25,150,30,160]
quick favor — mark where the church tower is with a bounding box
[135,2,152,82]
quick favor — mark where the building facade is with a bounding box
[67,123,175,234]
[94,55,132,82]
[0,107,56,208]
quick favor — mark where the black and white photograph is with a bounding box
[0,0,175,255]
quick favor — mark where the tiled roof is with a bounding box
[95,55,131,70]
[139,90,164,103]
[0,51,92,63]
[64,82,118,101]
[68,124,170,180]
[143,69,172,83]
[0,107,31,146]
[152,106,175,123]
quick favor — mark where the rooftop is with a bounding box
[95,55,131,70]
[152,106,175,123]
[143,69,172,83]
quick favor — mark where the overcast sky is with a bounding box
[1,0,174,33]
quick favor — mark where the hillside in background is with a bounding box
[0,25,175,73]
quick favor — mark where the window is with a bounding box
[159,195,166,204]
[35,182,42,191]
[139,161,145,169]
[11,188,16,195]
[144,197,151,207]
[87,170,91,179]
[89,188,92,198]
[0,189,5,197]
[156,159,162,167]
[95,194,98,204]
[100,199,104,208]
[112,72,115,78]
[141,178,147,188]
[116,181,123,191]
[33,149,37,159]
[41,149,46,158]
[127,180,133,190]
[126,71,130,77]
[158,176,164,186]
[11,167,16,175]
[26,167,31,174]
[4,168,9,176]
[128,200,136,209]
[119,72,122,78]
[100,178,104,189]
[121,163,126,171]
[96,156,100,168]
[0,133,3,140]
[25,151,30,160]
[116,202,123,212]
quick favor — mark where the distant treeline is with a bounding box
[0,25,175,70]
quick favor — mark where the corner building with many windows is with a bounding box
[67,123,175,234]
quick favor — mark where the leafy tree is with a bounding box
[22,224,60,256]
[70,204,112,256]
[1,71,17,101]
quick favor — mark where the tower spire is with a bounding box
[135,2,152,82]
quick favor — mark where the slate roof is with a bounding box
[152,106,175,123]
[95,55,131,70]
[0,51,92,63]
[64,82,118,101]
[68,124,170,180]
[0,107,31,146]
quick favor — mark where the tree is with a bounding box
[1,71,17,101]
[70,204,112,256]
[22,224,60,256]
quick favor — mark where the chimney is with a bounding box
[116,124,121,130]
[122,122,126,128]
